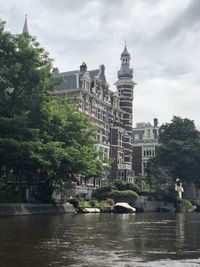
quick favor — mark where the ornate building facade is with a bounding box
[132,119,159,176]
[53,46,136,182]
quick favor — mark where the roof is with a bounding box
[54,74,78,91]
[121,45,130,57]
[54,67,106,92]
[89,69,99,79]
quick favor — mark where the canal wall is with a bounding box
[135,196,175,212]
[0,203,76,216]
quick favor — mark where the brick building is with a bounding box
[53,46,136,182]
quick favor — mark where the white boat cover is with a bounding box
[114,202,136,212]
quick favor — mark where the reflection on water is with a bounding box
[176,213,185,250]
[0,212,200,266]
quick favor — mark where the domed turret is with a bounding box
[121,45,130,57]
[118,45,133,80]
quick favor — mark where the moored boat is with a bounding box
[113,202,136,213]
[81,208,101,213]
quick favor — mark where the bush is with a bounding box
[0,189,22,203]
[111,180,141,193]
[68,198,79,209]
[92,184,116,200]
[126,183,141,194]
[99,198,115,208]
[191,199,200,206]
[107,190,138,205]
[79,200,90,209]
[176,198,193,212]
[93,180,141,200]
[104,198,115,206]
[89,199,100,208]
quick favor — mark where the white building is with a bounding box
[132,119,159,175]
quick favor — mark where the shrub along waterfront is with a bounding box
[67,180,140,211]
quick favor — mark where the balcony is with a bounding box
[117,163,132,170]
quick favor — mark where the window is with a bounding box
[97,109,102,120]
[134,133,139,140]
[147,129,151,138]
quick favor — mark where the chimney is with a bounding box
[153,118,158,127]
[80,62,87,73]
[52,67,59,74]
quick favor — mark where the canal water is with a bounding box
[0,212,200,267]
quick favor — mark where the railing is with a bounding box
[117,164,132,170]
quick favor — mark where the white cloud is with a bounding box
[0,0,199,129]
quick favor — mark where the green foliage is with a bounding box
[175,198,193,212]
[0,188,22,203]
[111,179,141,193]
[79,200,91,209]
[107,190,138,205]
[100,198,115,207]
[92,180,141,200]
[0,22,109,202]
[92,184,115,200]
[89,199,98,208]
[68,198,79,209]
[146,116,200,197]
[135,174,150,192]
[158,116,200,187]
[190,199,200,206]
[146,158,173,192]
[159,116,200,144]
[70,198,115,210]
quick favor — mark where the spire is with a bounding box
[118,44,133,80]
[22,14,29,34]
[121,44,130,57]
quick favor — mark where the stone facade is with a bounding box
[53,46,136,182]
[132,119,159,176]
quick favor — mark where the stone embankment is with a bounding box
[135,196,175,212]
[0,203,76,216]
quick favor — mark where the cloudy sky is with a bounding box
[1,0,200,128]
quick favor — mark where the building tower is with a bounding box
[115,45,136,181]
[22,14,29,34]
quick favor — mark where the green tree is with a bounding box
[111,179,141,193]
[146,158,173,192]
[159,116,200,144]
[0,21,108,202]
[107,190,138,205]
[92,180,140,200]
[146,116,200,193]
[135,174,150,192]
